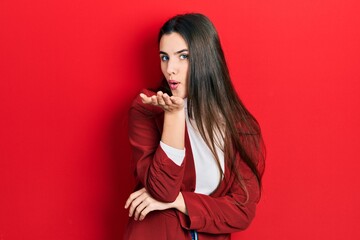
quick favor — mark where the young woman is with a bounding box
[124,13,265,240]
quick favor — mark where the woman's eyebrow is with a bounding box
[159,49,189,55]
[174,49,188,54]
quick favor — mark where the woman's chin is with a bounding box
[170,88,187,99]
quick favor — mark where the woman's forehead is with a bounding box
[159,32,188,53]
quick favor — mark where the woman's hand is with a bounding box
[140,91,184,113]
[124,188,175,221]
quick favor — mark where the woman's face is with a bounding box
[159,32,189,99]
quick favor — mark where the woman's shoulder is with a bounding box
[130,89,164,116]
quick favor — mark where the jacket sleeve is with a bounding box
[128,92,185,202]
[177,158,261,234]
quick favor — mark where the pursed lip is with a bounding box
[168,80,180,90]
[168,80,180,84]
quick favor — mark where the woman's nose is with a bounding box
[166,59,177,76]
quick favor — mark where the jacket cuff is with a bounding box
[177,192,206,230]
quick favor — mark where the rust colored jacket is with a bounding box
[124,90,261,240]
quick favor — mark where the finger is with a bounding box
[139,93,152,104]
[134,197,151,221]
[151,95,158,105]
[124,188,146,209]
[170,96,182,105]
[157,92,166,106]
[163,93,172,105]
[138,201,169,221]
[138,203,153,221]
[128,192,148,217]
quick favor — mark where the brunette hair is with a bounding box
[158,13,265,201]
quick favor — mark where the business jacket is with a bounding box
[124,89,261,240]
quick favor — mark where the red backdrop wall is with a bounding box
[1,0,359,239]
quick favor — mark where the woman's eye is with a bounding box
[160,55,169,61]
[179,54,188,60]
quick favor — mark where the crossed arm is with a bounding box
[124,91,260,232]
[125,91,187,221]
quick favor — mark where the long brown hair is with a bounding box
[158,13,265,201]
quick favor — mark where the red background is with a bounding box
[1,0,360,239]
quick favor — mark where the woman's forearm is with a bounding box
[161,110,186,149]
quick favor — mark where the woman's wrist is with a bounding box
[173,192,188,215]
[164,106,185,116]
